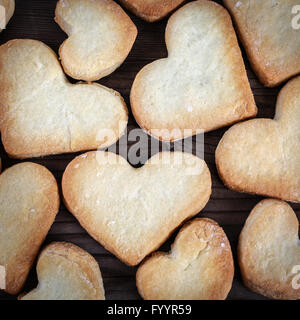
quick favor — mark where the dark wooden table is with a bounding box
[0,0,299,300]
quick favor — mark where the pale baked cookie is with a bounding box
[55,0,137,81]
[119,0,186,22]
[223,0,300,87]
[238,199,300,300]
[216,76,300,203]
[62,151,212,266]
[0,39,128,159]
[0,163,59,295]
[136,218,234,300]
[20,242,105,300]
[0,0,14,31]
[130,0,257,142]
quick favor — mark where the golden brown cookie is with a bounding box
[20,242,105,300]
[130,0,257,142]
[224,0,300,87]
[55,0,137,81]
[216,76,300,203]
[137,218,234,300]
[238,199,300,300]
[0,163,59,295]
[0,39,128,159]
[62,151,212,266]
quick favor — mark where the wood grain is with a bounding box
[0,0,299,300]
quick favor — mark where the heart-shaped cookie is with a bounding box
[130,0,257,142]
[216,76,300,202]
[224,0,300,87]
[55,0,137,81]
[0,162,59,295]
[238,199,300,300]
[0,0,14,31]
[0,39,128,159]
[62,151,212,266]
[136,218,234,300]
[119,0,186,22]
[20,242,105,300]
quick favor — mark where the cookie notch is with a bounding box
[119,0,186,22]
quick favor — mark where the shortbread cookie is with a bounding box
[119,0,186,22]
[224,0,300,87]
[130,0,257,142]
[55,0,137,81]
[238,199,300,300]
[20,242,105,300]
[62,151,212,266]
[216,76,300,203]
[0,0,14,31]
[0,163,59,295]
[0,39,128,159]
[136,218,234,300]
